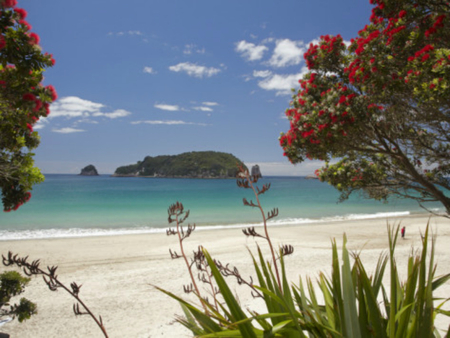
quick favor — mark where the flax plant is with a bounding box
[160,173,450,337]
[166,202,213,313]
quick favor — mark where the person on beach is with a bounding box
[401,226,405,239]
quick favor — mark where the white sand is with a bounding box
[1,215,450,337]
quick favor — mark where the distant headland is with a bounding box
[80,165,99,176]
[113,151,246,179]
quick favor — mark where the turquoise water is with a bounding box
[0,174,441,240]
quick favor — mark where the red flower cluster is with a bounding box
[22,92,36,101]
[4,192,32,212]
[46,85,58,101]
[425,14,446,37]
[28,32,40,45]
[44,52,56,65]
[408,44,434,63]
[19,19,31,31]
[1,0,17,8]
[0,35,5,49]
[319,34,344,55]
[304,43,318,69]
[354,29,380,55]
[14,7,26,19]
[345,58,369,84]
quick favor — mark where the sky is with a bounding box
[20,0,374,175]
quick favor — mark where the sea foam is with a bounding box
[0,210,413,241]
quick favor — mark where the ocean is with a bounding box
[0,174,441,240]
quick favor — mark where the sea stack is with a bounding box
[80,165,99,176]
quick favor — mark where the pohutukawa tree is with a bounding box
[280,0,450,214]
[0,0,56,211]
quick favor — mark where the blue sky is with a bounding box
[22,0,373,175]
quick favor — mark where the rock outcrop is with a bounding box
[80,165,99,176]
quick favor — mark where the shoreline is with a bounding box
[0,209,435,241]
[2,214,450,337]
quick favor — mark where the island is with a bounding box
[80,165,99,176]
[113,151,246,179]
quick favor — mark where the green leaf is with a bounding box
[203,249,258,338]
[341,234,361,338]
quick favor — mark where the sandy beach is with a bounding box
[1,214,450,337]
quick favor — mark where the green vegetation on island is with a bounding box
[114,151,246,178]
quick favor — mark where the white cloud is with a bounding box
[131,120,207,126]
[49,96,104,118]
[154,104,179,111]
[183,44,205,55]
[253,70,272,78]
[41,96,131,133]
[33,122,46,130]
[110,30,143,37]
[202,102,218,106]
[49,96,131,120]
[128,30,143,36]
[235,40,268,61]
[143,66,156,74]
[93,109,132,119]
[257,68,308,95]
[75,119,99,124]
[169,62,221,78]
[193,106,213,112]
[52,127,85,134]
[268,39,305,68]
[262,37,275,44]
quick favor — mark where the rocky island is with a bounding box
[113,151,245,179]
[80,165,99,176]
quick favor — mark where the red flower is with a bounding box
[421,54,430,62]
[0,35,5,50]
[19,20,31,31]
[33,99,43,112]
[398,10,407,18]
[14,7,27,19]
[2,0,17,8]
[28,32,40,45]
[26,123,33,132]
[23,92,36,101]
[338,95,346,104]
[44,53,56,66]
[46,85,58,101]
[429,83,436,89]
[318,123,328,131]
